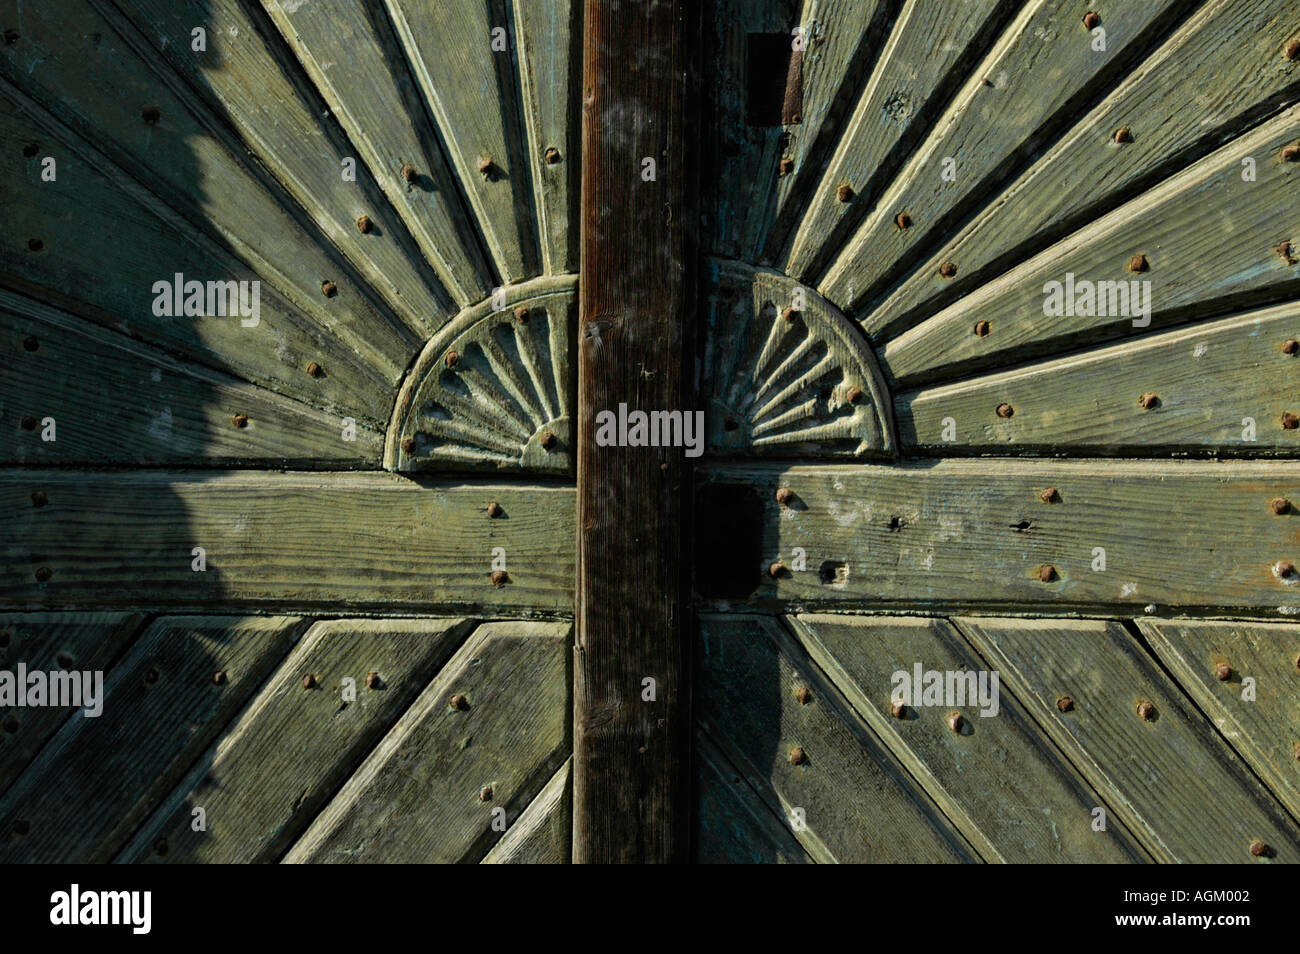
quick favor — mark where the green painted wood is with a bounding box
[0,292,382,465]
[0,3,420,376]
[955,617,1300,863]
[481,757,572,864]
[0,94,396,426]
[1138,619,1300,823]
[701,460,1300,614]
[883,102,1300,387]
[284,620,569,863]
[790,613,1149,863]
[867,0,1300,341]
[821,0,1189,315]
[257,0,493,305]
[896,302,1300,454]
[102,0,459,332]
[0,615,301,863]
[513,0,580,276]
[698,614,976,863]
[2,471,574,614]
[695,729,814,864]
[778,0,1013,280]
[383,0,541,284]
[117,617,474,863]
[0,612,143,797]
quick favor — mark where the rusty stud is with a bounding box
[27,238,44,252]
[450,693,469,711]
[1138,392,1159,410]
[400,435,416,453]
[1271,496,1291,515]
[1114,126,1132,144]
[788,746,806,765]
[1282,143,1300,162]
[1037,564,1058,583]
[30,490,47,508]
[996,402,1014,418]
[780,306,799,324]
[1250,838,1268,857]
[1056,695,1074,713]
[478,156,495,179]
[321,280,337,298]
[479,785,493,801]
[1277,560,1297,580]
[938,261,957,279]
[306,361,322,378]
[141,104,161,124]
[544,147,561,164]
[973,320,991,338]
[1214,662,1231,681]
[1283,412,1300,430]
[845,385,863,404]
[540,430,557,450]
[22,335,39,351]
[946,711,963,732]
[1286,39,1300,60]
[1082,11,1100,29]
[1284,339,1300,355]
[890,698,906,719]
[486,501,504,519]
[490,569,509,587]
[894,212,912,230]
[212,670,227,686]
[836,183,853,202]
[302,674,317,690]
[1039,487,1060,504]
[775,487,795,507]
[444,349,459,369]
[232,413,249,429]
[1278,241,1298,266]
[513,304,530,323]
[778,157,794,177]
[769,561,787,579]
[1128,253,1148,272]
[20,415,37,431]
[365,671,381,690]
[1135,699,1156,722]
[33,566,51,583]
[355,214,372,234]
[794,686,811,705]
[401,163,418,183]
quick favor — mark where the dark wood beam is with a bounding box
[574,0,696,863]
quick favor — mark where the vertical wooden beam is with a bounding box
[574,0,695,863]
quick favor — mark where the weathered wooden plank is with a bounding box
[2,471,573,613]
[700,460,1300,614]
[513,0,580,276]
[698,614,976,863]
[101,0,459,331]
[778,0,1014,280]
[896,302,1300,454]
[1138,619,1300,822]
[955,617,1300,862]
[574,0,694,864]
[482,757,572,864]
[866,0,1300,341]
[790,613,1149,862]
[0,93,396,426]
[257,0,493,304]
[0,4,421,374]
[0,292,382,465]
[383,0,540,284]
[883,102,1300,387]
[695,729,814,864]
[821,0,1193,314]
[117,617,474,863]
[0,615,302,863]
[284,621,569,864]
[0,612,143,796]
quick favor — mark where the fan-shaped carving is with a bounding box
[703,260,894,458]
[386,276,575,474]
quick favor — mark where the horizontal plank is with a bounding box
[481,757,572,865]
[956,617,1300,862]
[2,471,574,613]
[896,302,1300,453]
[700,459,1300,614]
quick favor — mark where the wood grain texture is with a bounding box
[0,615,302,863]
[956,617,1300,863]
[0,612,143,797]
[1138,619,1300,822]
[698,614,976,863]
[883,102,1300,387]
[896,302,1300,454]
[2,471,573,614]
[482,757,572,864]
[0,291,383,465]
[117,617,474,863]
[699,459,1300,614]
[284,621,569,864]
[790,613,1149,862]
[574,0,694,863]
[867,0,1300,341]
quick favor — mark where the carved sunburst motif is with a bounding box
[703,259,894,458]
[386,276,575,474]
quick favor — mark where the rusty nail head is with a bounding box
[836,183,853,202]
[1056,695,1074,713]
[450,693,469,711]
[491,569,509,586]
[1214,662,1231,681]
[946,711,963,732]
[401,163,417,183]
[895,212,912,230]
[34,566,51,582]
[306,361,322,378]
[1038,564,1058,583]
[973,320,991,338]
[1082,11,1100,28]
[365,671,381,690]
[1283,412,1300,430]
[544,147,561,164]
[1128,253,1148,272]
[996,402,1014,418]
[479,785,493,801]
[212,670,227,686]
[540,430,557,450]
[302,674,317,690]
[513,305,529,322]
[1278,560,1297,579]
[775,487,795,507]
[1271,496,1290,515]
[1138,392,1159,409]
[781,306,799,324]
[400,435,416,453]
[487,501,503,518]
[788,746,806,765]
[355,214,372,233]
[845,385,863,404]
[1114,126,1132,144]
[321,280,337,297]
[890,698,906,719]
[1250,839,1268,857]
[1278,241,1298,265]
[1039,487,1060,504]
[1136,699,1155,721]
[20,415,37,431]
[778,157,794,177]
[1283,339,1300,354]
[794,686,811,705]
[938,261,957,278]
[769,561,787,579]
[30,490,47,508]
[141,104,161,124]
[445,349,459,369]
[22,335,39,351]
[1282,143,1300,162]
[232,413,249,429]
[1286,39,1300,59]
[478,156,494,177]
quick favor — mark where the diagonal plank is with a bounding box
[895,302,1300,454]
[698,614,977,863]
[481,757,572,864]
[790,613,1150,862]
[116,617,475,863]
[955,617,1300,863]
[1138,619,1300,823]
[701,460,1300,614]
[0,615,303,863]
[284,621,569,863]
[2,471,574,613]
